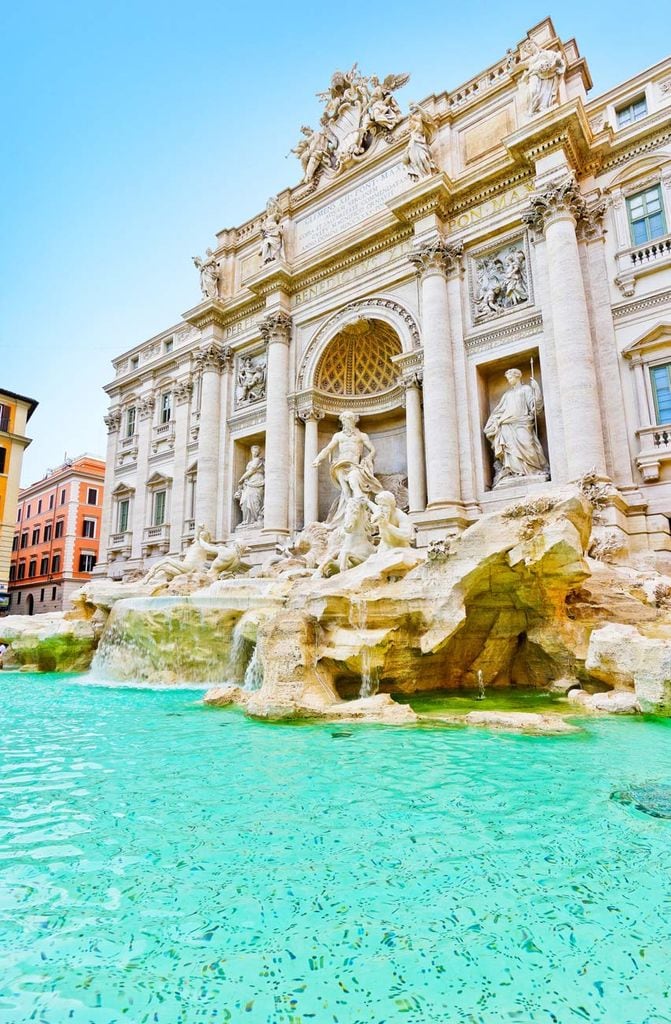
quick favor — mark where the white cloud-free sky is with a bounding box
[3,0,670,483]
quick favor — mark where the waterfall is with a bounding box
[350,598,379,700]
[227,619,252,683]
[243,645,264,692]
[476,669,486,701]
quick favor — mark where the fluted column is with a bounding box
[525,178,606,478]
[170,376,194,549]
[408,239,463,510]
[300,410,324,526]
[131,392,155,560]
[401,376,427,513]
[261,312,292,534]
[194,343,225,533]
[99,408,122,568]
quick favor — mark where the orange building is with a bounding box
[0,388,38,611]
[8,455,105,615]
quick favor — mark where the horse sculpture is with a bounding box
[315,496,376,577]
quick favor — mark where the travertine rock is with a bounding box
[438,710,579,734]
[585,623,671,713]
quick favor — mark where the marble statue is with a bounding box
[292,125,334,184]
[370,491,415,551]
[141,525,225,584]
[365,73,408,131]
[313,413,382,524]
[484,368,549,487]
[260,198,284,264]
[475,247,528,318]
[205,539,249,579]
[235,446,265,527]
[403,103,438,181]
[192,249,220,300]
[236,356,266,405]
[315,496,376,577]
[523,42,566,115]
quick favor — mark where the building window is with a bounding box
[28,560,36,578]
[26,504,31,519]
[79,553,96,573]
[125,406,136,438]
[164,338,173,353]
[650,364,671,424]
[31,527,40,545]
[51,553,61,574]
[117,499,130,533]
[17,508,21,522]
[0,403,9,432]
[627,185,667,245]
[87,487,98,506]
[51,587,57,601]
[60,489,66,505]
[40,555,49,575]
[11,535,18,552]
[9,564,15,581]
[160,392,172,424]
[616,95,647,128]
[16,592,21,605]
[0,447,6,474]
[49,493,54,510]
[43,523,52,542]
[20,532,28,549]
[37,499,42,514]
[82,517,96,539]
[17,562,25,580]
[131,355,139,369]
[55,519,64,539]
[153,489,166,526]
[40,588,45,602]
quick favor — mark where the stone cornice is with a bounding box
[612,287,671,322]
[503,99,594,175]
[182,298,229,330]
[408,237,464,278]
[386,172,453,225]
[464,311,543,353]
[245,260,294,297]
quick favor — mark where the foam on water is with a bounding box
[1,671,671,1023]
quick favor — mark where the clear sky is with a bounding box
[2,0,670,484]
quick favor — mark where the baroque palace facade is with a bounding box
[100,18,671,576]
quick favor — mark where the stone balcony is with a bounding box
[142,523,171,555]
[108,531,132,559]
[615,231,671,297]
[635,423,671,482]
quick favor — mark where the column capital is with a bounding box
[408,237,463,279]
[298,408,325,424]
[138,393,156,419]
[576,197,607,242]
[195,342,232,374]
[259,311,293,345]
[523,176,588,234]
[104,409,122,434]
[174,377,194,405]
[400,371,423,391]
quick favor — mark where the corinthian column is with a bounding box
[408,239,463,511]
[194,343,226,533]
[300,409,324,526]
[260,312,292,535]
[401,375,427,513]
[99,408,122,568]
[525,178,606,479]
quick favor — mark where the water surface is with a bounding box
[1,672,670,1023]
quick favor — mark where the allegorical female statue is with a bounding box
[235,446,265,527]
[403,103,438,181]
[484,368,549,487]
[192,248,219,300]
[523,41,566,115]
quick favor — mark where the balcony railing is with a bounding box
[635,422,671,482]
[615,231,671,296]
[108,531,132,558]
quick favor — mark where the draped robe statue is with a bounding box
[484,368,549,486]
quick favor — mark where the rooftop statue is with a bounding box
[259,197,284,264]
[403,103,438,181]
[292,65,409,186]
[192,248,220,301]
[522,41,566,115]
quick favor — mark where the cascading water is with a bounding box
[243,645,264,692]
[350,598,379,699]
[227,619,253,684]
[476,669,486,701]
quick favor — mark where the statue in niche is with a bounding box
[484,368,549,487]
[313,412,382,524]
[403,103,438,181]
[475,247,528,319]
[235,446,265,527]
[237,355,266,405]
[192,248,220,300]
[370,491,414,551]
[522,41,566,115]
[260,198,284,264]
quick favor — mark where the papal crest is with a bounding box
[292,64,409,187]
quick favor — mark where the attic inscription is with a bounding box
[295,163,408,253]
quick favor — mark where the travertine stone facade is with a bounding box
[100,19,671,576]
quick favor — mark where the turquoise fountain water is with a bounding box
[1,672,671,1023]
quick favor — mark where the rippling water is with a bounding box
[1,673,671,1023]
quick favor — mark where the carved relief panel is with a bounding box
[468,234,533,326]
[235,350,267,408]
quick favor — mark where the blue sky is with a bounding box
[2,1,670,482]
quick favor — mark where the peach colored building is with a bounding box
[8,455,105,615]
[0,388,38,611]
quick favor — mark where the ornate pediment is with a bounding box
[292,65,409,187]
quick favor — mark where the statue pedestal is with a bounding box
[492,471,550,491]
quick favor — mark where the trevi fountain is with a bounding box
[3,19,671,1024]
